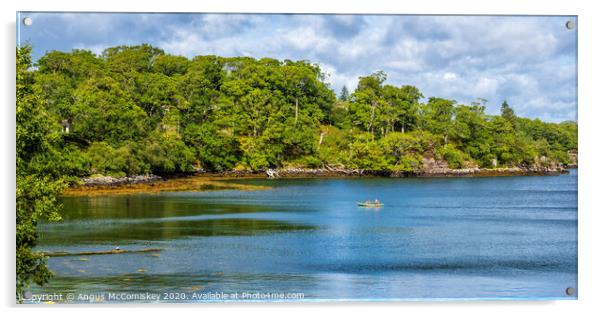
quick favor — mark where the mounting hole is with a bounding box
[565,20,575,30]
[565,287,575,296]
[22,17,33,26]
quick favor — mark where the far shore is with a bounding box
[62,166,573,197]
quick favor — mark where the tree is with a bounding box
[422,97,455,144]
[396,85,423,133]
[349,71,387,137]
[450,104,492,165]
[18,44,579,184]
[16,46,66,300]
[381,84,422,134]
[339,85,349,101]
[380,131,432,171]
[183,123,241,172]
[152,54,190,76]
[102,44,165,74]
[501,100,517,127]
[348,133,389,170]
[71,76,148,143]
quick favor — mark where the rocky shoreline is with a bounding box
[81,174,163,186]
[78,165,571,187]
[225,166,569,179]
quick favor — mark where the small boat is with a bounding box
[357,202,383,208]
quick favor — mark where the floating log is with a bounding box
[42,248,162,257]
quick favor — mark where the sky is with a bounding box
[17,12,577,122]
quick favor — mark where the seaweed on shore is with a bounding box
[62,176,269,197]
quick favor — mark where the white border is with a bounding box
[2,0,601,315]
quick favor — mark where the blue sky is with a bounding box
[17,13,577,122]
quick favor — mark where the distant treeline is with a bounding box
[22,44,577,178]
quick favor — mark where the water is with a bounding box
[33,170,578,302]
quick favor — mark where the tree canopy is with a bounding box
[25,45,578,176]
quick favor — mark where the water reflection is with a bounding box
[40,218,317,244]
[58,195,291,220]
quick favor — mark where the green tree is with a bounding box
[421,97,455,144]
[349,71,387,137]
[380,131,433,171]
[183,123,241,172]
[152,54,190,76]
[18,45,580,206]
[16,46,66,300]
[501,100,517,127]
[102,44,165,74]
[348,132,389,170]
[71,76,148,143]
[339,85,350,101]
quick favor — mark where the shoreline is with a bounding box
[62,175,270,197]
[63,166,573,196]
[215,166,571,179]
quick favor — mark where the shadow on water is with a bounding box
[306,257,577,274]
[58,195,297,220]
[39,218,317,245]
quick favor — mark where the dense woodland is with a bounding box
[16,44,577,295]
[19,44,577,179]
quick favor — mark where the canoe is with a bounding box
[357,202,383,207]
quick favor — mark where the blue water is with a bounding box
[33,170,578,302]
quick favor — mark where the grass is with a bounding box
[62,175,269,197]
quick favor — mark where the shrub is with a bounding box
[438,144,469,169]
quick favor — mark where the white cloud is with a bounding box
[386,60,422,72]
[22,13,577,122]
[282,26,333,51]
[474,77,498,96]
[442,72,458,81]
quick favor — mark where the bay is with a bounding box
[32,169,578,301]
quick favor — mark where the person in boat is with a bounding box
[364,200,371,205]
[374,199,380,206]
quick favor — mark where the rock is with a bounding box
[266,169,279,178]
[81,174,162,186]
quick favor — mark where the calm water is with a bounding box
[33,170,578,302]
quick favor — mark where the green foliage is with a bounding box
[24,44,579,178]
[183,123,241,172]
[348,72,423,138]
[17,44,579,298]
[86,142,139,177]
[103,44,165,74]
[421,97,455,142]
[16,46,67,300]
[436,144,470,169]
[152,54,190,76]
[330,101,351,129]
[71,76,148,143]
[348,133,389,170]
[24,44,579,173]
[339,85,350,101]
[142,135,196,175]
[239,136,281,170]
[16,175,65,299]
[501,100,517,127]
[380,131,434,171]
[316,126,353,166]
[85,137,196,177]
